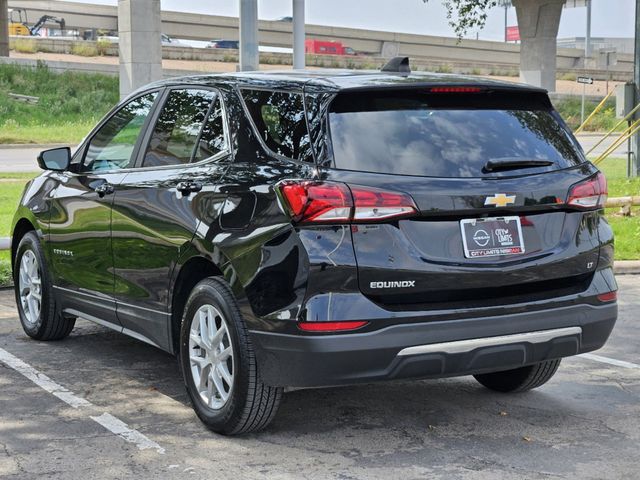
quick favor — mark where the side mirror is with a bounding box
[37,147,71,171]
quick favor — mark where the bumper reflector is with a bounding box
[298,321,368,332]
[597,291,617,303]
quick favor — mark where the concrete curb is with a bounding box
[0,238,9,250]
[575,133,609,138]
[614,261,640,275]
[0,144,71,150]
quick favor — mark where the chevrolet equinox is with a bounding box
[12,59,618,434]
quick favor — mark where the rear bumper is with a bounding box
[250,302,617,387]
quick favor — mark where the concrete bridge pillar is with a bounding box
[0,0,9,57]
[513,0,566,92]
[117,0,162,98]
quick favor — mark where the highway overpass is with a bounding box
[8,0,633,79]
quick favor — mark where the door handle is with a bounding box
[94,183,115,197]
[177,182,203,195]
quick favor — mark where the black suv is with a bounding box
[11,61,617,435]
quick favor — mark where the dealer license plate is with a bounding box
[460,216,525,259]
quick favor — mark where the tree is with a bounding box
[423,0,497,38]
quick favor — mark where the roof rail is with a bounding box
[381,57,411,74]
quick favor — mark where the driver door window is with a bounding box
[83,92,158,172]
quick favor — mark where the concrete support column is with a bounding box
[239,0,259,71]
[0,0,9,57]
[513,0,566,92]
[117,0,162,99]
[292,0,305,69]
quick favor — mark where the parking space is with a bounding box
[0,277,639,480]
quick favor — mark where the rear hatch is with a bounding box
[324,87,605,308]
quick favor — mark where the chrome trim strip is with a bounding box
[122,328,162,349]
[396,327,583,357]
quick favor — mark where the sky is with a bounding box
[64,0,636,41]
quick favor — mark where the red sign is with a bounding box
[506,26,520,42]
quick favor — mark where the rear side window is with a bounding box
[242,89,313,162]
[143,89,227,168]
[329,90,583,178]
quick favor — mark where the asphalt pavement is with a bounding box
[0,276,639,480]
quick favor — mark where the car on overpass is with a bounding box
[206,39,239,49]
[10,59,618,435]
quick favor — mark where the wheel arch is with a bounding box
[169,254,225,355]
[11,218,37,265]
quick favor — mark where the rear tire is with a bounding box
[13,232,75,341]
[179,277,282,435]
[473,359,561,393]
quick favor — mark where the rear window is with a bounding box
[328,90,583,178]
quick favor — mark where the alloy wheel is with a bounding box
[18,250,42,325]
[188,304,234,410]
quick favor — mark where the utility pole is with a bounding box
[0,0,9,57]
[585,0,592,58]
[239,0,259,71]
[504,3,508,42]
[292,0,305,69]
[633,0,640,176]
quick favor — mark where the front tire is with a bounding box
[473,359,561,393]
[14,232,75,340]
[179,277,282,435]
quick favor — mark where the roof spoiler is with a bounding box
[381,57,411,74]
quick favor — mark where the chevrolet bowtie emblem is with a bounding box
[485,193,516,207]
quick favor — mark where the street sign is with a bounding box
[577,76,594,85]
[505,26,520,42]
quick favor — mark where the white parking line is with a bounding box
[581,353,640,370]
[0,346,165,454]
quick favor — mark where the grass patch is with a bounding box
[0,177,32,237]
[597,157,640,197]
[605,216,640,260]
[0,63,118,144]
[0,173,34,287]
[0,250,11,287]
[597,158,640,260]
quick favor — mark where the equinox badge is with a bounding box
[370,281,416,289]
[485,193,516,207]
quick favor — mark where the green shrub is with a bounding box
[558,72,577,81]
[96,39,112,56]
[435,64,453,74]
[71,42,99,57]
[554,97,623,132]
[11,38,38,54]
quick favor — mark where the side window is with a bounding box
[83,92,157,172]
[193,95,228,163]
[142,89,221,168]
[241,89,313,162]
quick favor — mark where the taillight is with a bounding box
[351,185,417,221]
[279,182,352,223]
[298,321,368,332]
[567,172,608,209]
[278,181,417,224]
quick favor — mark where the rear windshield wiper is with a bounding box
[483,158,555,173]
